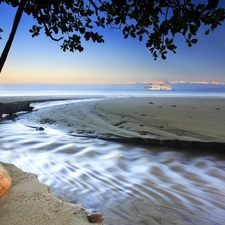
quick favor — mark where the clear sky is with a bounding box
[0,2,225,84]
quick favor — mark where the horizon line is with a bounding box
[0,81,225,85]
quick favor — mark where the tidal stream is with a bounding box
[1,102,225,225]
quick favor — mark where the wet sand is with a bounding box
[15,96,225,151]
[96,97,225,141]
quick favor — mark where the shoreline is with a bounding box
[0,162,104,225]
[1,95,224,151]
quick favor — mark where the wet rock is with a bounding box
[0,102,34,116]
[37,127,45,131]
[0,103,14,115]
[86,211,105,223]
[0,164,12,198]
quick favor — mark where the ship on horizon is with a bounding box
[145,81,172,91]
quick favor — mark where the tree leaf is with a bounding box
[161,54,166,60]
[205,29,210,35]
[130,32,136,38]
[188,33,192,40]
[189,24,198,35]
[124,33,129,39]
[79,27,85,34]
[191,38,198,44]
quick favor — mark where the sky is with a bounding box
[0,2,225,85]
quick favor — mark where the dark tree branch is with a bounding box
[0,0,27,73]
[38,9,63,42]
[42,22,63,41]
[89,0,99,15]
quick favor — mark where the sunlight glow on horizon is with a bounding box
[171,81,225,85]
[1,79,225,86]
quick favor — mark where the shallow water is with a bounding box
[1,119,225,224]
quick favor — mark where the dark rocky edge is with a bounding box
[0,96,101,118]
[0,98,77,120]
[0,101,34,116]
[0,99,72,117]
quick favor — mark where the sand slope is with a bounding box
[0,162,104,225]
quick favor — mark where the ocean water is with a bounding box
[1,83,225,225]
[1,83,225,98]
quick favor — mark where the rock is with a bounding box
[37,127,45,131]
[0,103,14,115]
[86,212,105,223]
[0,102,34,116]
[0,164,12,198]
[0,162,104,225]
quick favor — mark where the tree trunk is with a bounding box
[0,0,27,73]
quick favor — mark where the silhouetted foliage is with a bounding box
[0,0,225,72]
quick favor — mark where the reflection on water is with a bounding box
[1,122,225,225]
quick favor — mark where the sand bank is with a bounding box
[0,162,104,225]
[95,97,225,143]
[15,96,225,151]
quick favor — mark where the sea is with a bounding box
[1,82,225,97]
[1,83,225,225]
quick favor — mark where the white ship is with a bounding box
[145,81,172,91]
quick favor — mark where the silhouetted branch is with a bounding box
[38,9,63,42]
[89,0,99,15]
[0,0,27,73]
[42,22,63,41]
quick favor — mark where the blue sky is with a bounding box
[0,2,225,84]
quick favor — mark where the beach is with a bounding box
[0,162,104,225]
[16,96,225,150]
[1,95,225,225]
[95,97,225,144]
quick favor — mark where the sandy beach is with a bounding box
[1,95,225,225]
[0,162,104,225]
[14,96,225,150]
[95,97,225,142]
